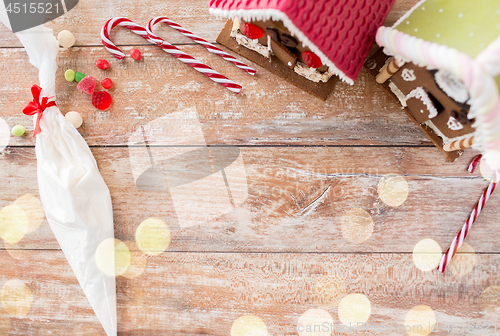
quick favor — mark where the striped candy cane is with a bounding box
[101,17,242,93]
[101,17,152,61]
[148,16,255,75]
[146,17,242,94]
[437,155,498,272]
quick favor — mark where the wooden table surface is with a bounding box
[1,0,500,335]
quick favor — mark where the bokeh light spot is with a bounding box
[480,286,500,313]
[4,242,30,260]
[0,279,33,317]
[412,239,442,272]
[14,194,44,233]
[404,305,436,336]
[378,175,409,207]
[341,208,374,244]
[95,238,131,277]
[338,294,371,326]
[0,204,29,244]
[121,240,147,279]
[297,309,333,336]
[135,218,171,256]
[231,315,268,336]
[449,243,476,276]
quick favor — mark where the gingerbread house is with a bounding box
[366,0,500,165]
[209,0,395,100]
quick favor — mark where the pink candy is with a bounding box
[77,76,97,95]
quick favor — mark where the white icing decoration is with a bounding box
[294,62,334,83]
[229,19,332,83]
[434,70,469,103]
[210,7,354,84]
[447,116,464,130]
[401,68,416,81]
[406,87,439,118]
[231,21,270,58]
[389,82,407,107]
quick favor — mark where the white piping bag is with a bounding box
[0,3,117,335]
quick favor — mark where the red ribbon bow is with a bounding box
[23,85,56,137]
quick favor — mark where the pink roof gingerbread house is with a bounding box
[210,0,395,99]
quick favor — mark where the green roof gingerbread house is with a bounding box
[367,0,500,168]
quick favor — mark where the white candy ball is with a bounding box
[65,111,83,128]
[57,30,76,48]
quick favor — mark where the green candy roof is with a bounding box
[396,0,500,58]
[395,0,500,89]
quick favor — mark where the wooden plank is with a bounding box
[1,46,430,147]
[0,0,230,48]
[2,146,498,253]
[216,20,338,101]
[365,48,463,162]
[1,250,500,335]
[0,0,421,48]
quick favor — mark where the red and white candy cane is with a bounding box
[437,155,498,272]
[101,17,152,61]
[101,17,242,94]
[145,18,242,94]
[148,16,255,76]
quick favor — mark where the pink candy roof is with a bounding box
[209,0,395,84]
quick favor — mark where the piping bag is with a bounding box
[0,3,117,335]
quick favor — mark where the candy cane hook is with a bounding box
[147,17,242,94]
[437,156,498,272]
[149,16,255,76]
[101,17,152,61]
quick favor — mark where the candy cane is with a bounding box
[101,17,152,61]
[149,16,255,76]
[101,17,242,94]
[146,17,242,94]
[437,155,498,272]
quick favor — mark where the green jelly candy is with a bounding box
[11,125,25,136]
[75,72,86,82]
[65,69,76,82]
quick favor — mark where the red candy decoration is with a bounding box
[101,78,113,90]
[302,51,322,68]
[91,91,112,110]
[241,23,264,40]
[76,76,97,95]
[96,59,110,70]
[130,48,141,60]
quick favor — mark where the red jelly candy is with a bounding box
[76,76,96,95]
[91,91,112,110]
[130,48,141,61]
[96,59,109,70]
[241,23,264,40]
[302,51,323,68]
[101,78,113,89]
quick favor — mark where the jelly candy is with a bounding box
[91,91,112,110]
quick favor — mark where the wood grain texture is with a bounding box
[2,0,499,335]
[0,0,227,48]
[1,46,430,147]
[0,0,420,48]
[2,147,498,254]
[1,251,500,335]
